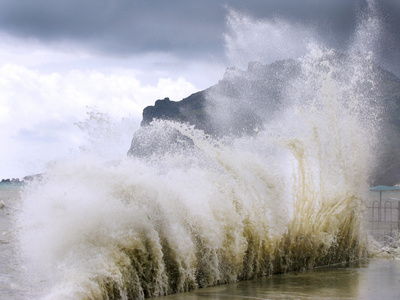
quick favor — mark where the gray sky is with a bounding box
[0,0,399,72]
[0,0,399,178]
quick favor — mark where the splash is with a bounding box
[17,112,370,299]
[75,106,139,160]
[224,9,314,69]
[16,2,388,299]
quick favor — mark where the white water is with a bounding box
[12,2,395,299]
[16,54,378,298]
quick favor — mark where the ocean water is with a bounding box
[0,182,33,299]
[3,1,400,299]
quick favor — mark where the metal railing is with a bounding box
[366,195,400,242]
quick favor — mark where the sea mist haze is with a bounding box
[1,1,400,299]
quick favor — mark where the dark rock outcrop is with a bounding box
[141,91,209,130]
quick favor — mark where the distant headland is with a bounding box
[1,174,43,184]
[1,178,22,183]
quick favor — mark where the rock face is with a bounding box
[140,59,301,136]
[128,55,400,185]
[128,91,208,157]
[141,92,209,130]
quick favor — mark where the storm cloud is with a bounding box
[0,0,399,74]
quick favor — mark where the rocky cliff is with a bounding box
[128,55,400,185]
[139,59,302,136]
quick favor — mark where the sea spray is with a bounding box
[17,90,373,299]
[15,4,387,300]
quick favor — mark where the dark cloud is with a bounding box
[0,0,227,58]
[0,0,399,74]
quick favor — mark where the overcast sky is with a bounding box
[0,0,399,178]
